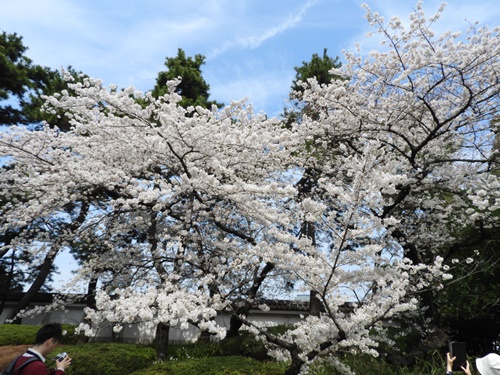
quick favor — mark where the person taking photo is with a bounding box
[447,352,500,375]
[6,323,72,375]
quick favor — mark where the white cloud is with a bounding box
[3,0,499,117]
[207,0,318,59]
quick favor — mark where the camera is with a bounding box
[53,352,68,361]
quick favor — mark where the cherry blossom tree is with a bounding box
[264,3,500,373]
[1,3,500,375]
[0,76,296,345]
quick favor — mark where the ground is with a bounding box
[0,345,29,369]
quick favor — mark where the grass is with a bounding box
[0,324,448,375]
[131,356,287,375]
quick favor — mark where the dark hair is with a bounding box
[35,323,63,345]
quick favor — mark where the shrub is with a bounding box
[59,342,156,375]
[0,324,79,346]
[0,325,39,346]
[307,352,447,375]
[130,356,286,375]
[167,341,223,359]
[219,331,270,361]
[0,325,447,375]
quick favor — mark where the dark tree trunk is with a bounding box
[147,212,171,359]
[86,277,98,310]
[284,344,305,375]
[0,250,17,316]
[309,290,322,317]
[7,201,88,323]
[198,329,211,342]
[226,262,275,339]
[284,359,305,375]
[7,250,57,323]
[226,314,244,339]
[78,276,98,343]
[155,322,170,361]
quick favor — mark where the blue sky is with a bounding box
[2,0,500,118]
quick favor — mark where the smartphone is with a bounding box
[449,342,467,371]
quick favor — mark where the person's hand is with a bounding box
[56,354,72,371]
[447,352,456,372]
[461,360,472,375]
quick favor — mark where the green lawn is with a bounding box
[0,324,447,375]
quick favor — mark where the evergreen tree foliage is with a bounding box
[282,48,342,127]
[290,48,341,98]
[0,31,32,125]
[21,65,85,131]
[0,30,84,130]
[152,48,222,109]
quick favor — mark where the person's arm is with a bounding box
[447,353,473,375]
[447,352,456,374]
[461,361,472,375]
[54,354,72,374]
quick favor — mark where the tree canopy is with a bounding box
[290,48,341,97]
[282,48,342,128]
[0,31,83,130]
[152,48,222,109]
[0,31,32,125]
[1,4,500,375]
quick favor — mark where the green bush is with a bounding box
[0,324,39,345]
[57,342,156,375]
[167,341,223,359]
[0,324,447,375]
[220,331,270,361]
[307,352,447,375]
[130,356,286,375]
[0,324,79,345]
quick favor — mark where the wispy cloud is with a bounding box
[207,0,317,59]
[3,0,498,117]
